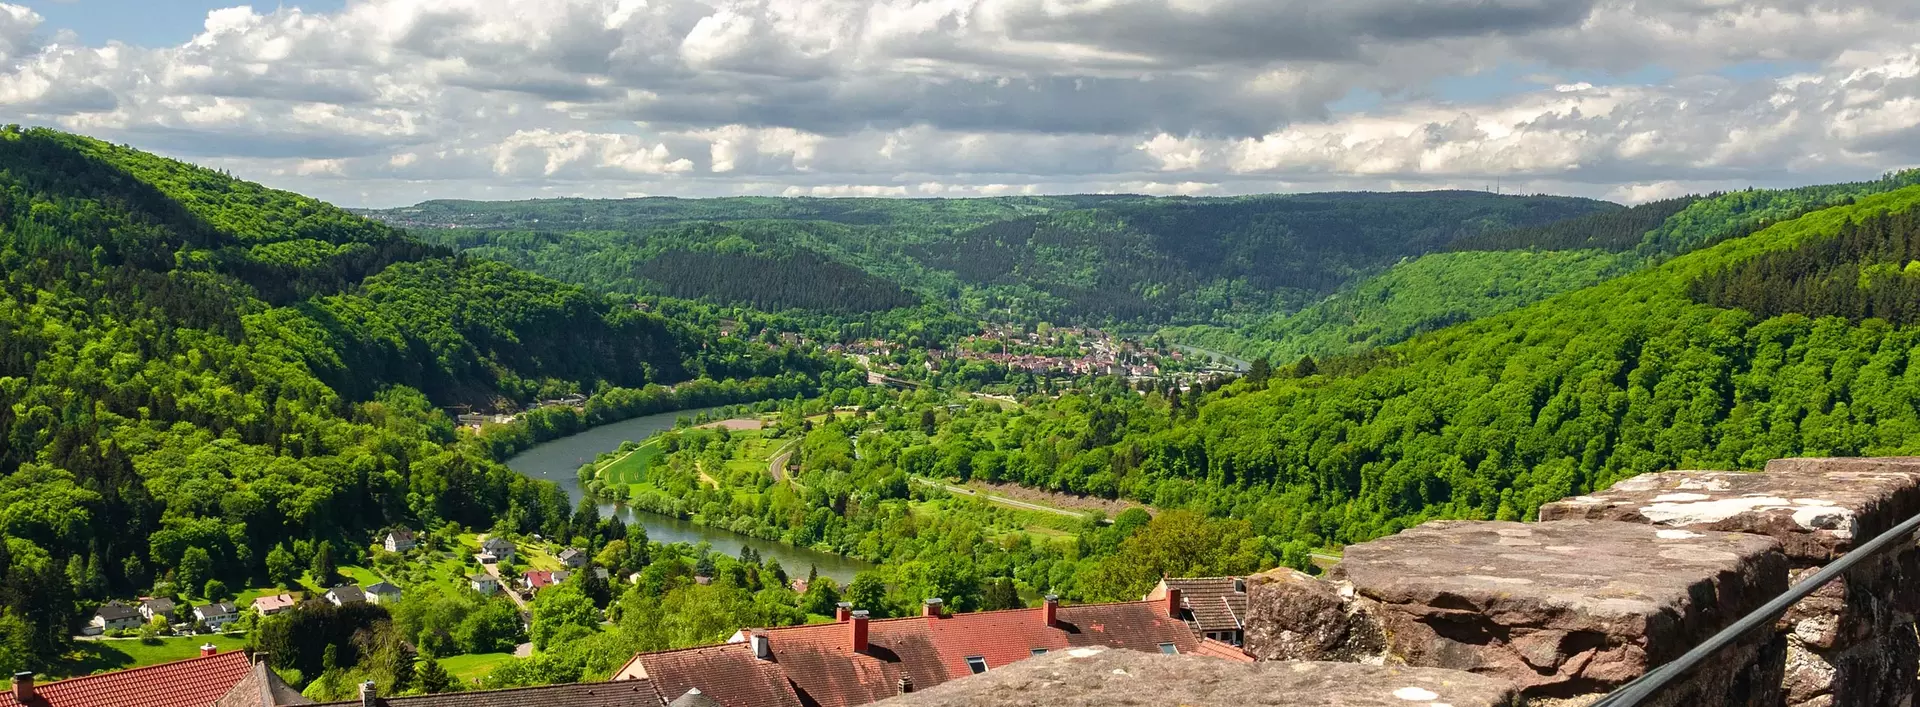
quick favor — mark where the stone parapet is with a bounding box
[1251,519,1788,706]
[869,646,1522,707]
[1539,458,1920,707]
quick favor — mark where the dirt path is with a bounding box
[698,417,765,431]
[911,478,1091,520]
[967,481,1153,517]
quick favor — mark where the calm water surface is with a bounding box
[503,407,868,583]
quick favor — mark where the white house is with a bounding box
[366,581,403,605]
[383,529,417,553]
[557,548,588,568]
[194,602,240,630]
[324,585,367,606]
[469,574,499,595]
[90,602,142,634]
[480,537,516,563]
[139,597,178,623]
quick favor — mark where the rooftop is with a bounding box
[1151,577,1248,635]
[0,650,253,707]
[621,599,1203,707]
[315,679,661,707]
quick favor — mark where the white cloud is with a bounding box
[0,0,1916,205]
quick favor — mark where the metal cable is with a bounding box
[1592,510,1920,707]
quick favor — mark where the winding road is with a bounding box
[768,439,802,489]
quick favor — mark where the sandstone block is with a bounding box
[1333,519,1787,706]
[870,646,1522,707]
[1539,459,1920,707]
[1242,567,1385,663]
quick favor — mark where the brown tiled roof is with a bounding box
[617,642,801,707]
[207,661,311,707]
[1158,577,1248,634]
[315,680,662,707]
[0,650,253,707]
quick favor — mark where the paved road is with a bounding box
[475,534,532,622]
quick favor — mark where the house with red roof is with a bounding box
[613,591,1230,707]
[521,570,570,593]
[0,646,305,707]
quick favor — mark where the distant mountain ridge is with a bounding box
[366,190,1616,323]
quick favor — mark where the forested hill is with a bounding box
[1167,171,1920,363]
[0,127,826,668]
[374,191,1613,324]
[1140,185,1920,551]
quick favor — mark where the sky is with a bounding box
[4,0,1920,208]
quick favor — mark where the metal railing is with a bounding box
[1593,510,1920,707]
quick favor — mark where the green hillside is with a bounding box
[0,127,827,669]
[1127,185,1920,550]
[1169,173,1920,363]
[377,191,1613,325]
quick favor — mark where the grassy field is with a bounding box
[600,441,663,485]
[437,652,515,683]
[55,633,251,678]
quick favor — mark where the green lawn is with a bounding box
[437,652,514,683]
[601,441,663,485]
[338,565,383,586]
[55,634,251,678]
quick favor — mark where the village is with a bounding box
[829,324,1243,389]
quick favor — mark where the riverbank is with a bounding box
[502,408,870,583]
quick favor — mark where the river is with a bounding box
[503,407,870,583]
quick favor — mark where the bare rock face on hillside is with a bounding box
[1540,458,1920,707]
[1331,519,1788,707]
[869,646,1522,707]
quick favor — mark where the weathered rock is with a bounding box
[1538,458,1920,707]
[869,646,1522,707]
[1333,519,1788,706]
[1242,567,1386,663]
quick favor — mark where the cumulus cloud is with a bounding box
[0,0,1917,205]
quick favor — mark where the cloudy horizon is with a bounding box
[5,0,1920,208]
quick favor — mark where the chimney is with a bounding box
[750,633,772,661]
[200,643,218,657]
[850,610,870,653]
[1043,595,1060,628]
[359,680,377,707]
[835,602,853,622]
[12,672,33,701]
[1165,587,1183,620]
[897,675,914,694]
[922,598,944,618]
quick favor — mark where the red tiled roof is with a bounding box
[1192,638,1256,663]
[316,680,661,707]
[754,618,946,707]
[619,599,1212,707]
[0,650,253,707]
[1053,601,1201,655]
[524,571,560,589]
[618,642,802,707]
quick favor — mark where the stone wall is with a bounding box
[1239,457,1920,707]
